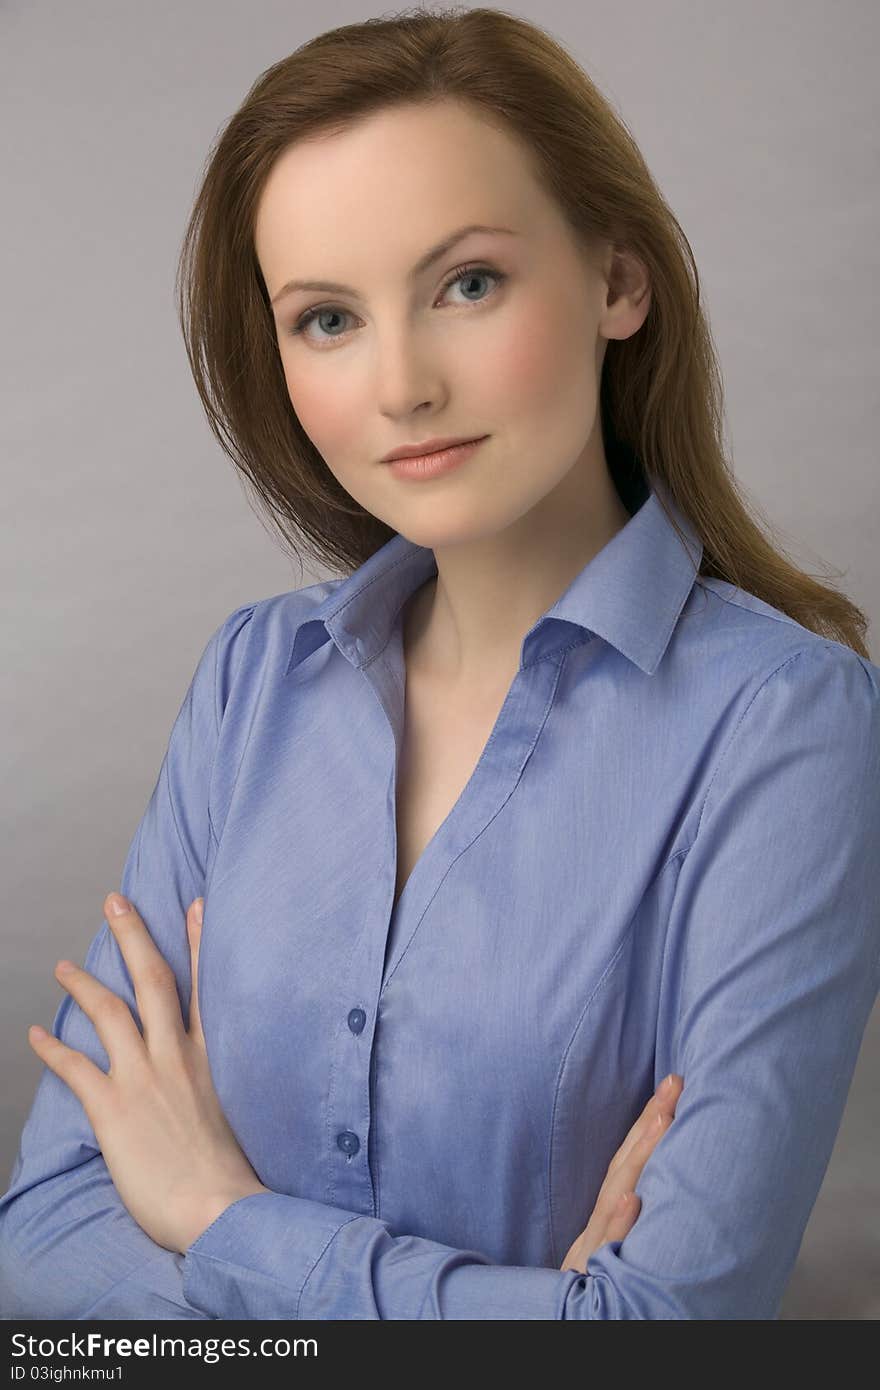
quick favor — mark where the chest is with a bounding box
[393,671,512,908]
[199,632,689,1262]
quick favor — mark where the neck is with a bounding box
[403,457,631,693]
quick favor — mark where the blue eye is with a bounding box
[290,305,349,343]
[287,262,506,347]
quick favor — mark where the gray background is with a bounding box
[2,1,878,1318]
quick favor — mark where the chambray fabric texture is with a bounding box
[2,481,879,1321]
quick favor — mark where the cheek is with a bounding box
[281,359,378,510]
[481,306,580,416]
[282,360,359,457]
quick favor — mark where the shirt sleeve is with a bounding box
[0,601,256,1320]
[179,640,880,1321]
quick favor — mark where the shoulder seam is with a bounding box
[212,602,259,743]
[688,646,812,850]
[206,602,258,848]
[694,577,805,634]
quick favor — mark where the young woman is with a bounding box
[2,8,877,1320]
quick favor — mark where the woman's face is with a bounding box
[255,98,645,550]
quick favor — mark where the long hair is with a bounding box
[175,5,871,659]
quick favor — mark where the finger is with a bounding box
[604,1190,641,1244]
[607,1075,682,1177]
[597,1107,672,1216]
[53,960,146,1073]
[187,899,205,1042]
[561,1190,641,1273]
[28,1023,110,1116]
[586,1184,642,1262]
[616,1110,672,1188]
[104,892,187,1051]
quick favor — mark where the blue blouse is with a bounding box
[2,482,879,1320]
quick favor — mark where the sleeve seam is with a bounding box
[668,645,811,1058]
[213,613,222,743]
[163,758,200,901]
[208,618,223,848]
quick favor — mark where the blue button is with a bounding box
[337,1131,360,1156]
[348,1007,366,1034]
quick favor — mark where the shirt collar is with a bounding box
[286,478,703,678]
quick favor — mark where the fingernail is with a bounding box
[193,899,203,925]
[656,1074,672,1095]
[108,893,130,917]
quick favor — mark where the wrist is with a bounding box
[183,1182,273,1254]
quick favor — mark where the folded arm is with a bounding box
[5,633,877,1320]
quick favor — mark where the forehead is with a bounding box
[254,100,553,272]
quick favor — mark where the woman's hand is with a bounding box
[27,892,271,1256]
[560,1074,683,1273]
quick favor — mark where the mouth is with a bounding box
[382,435,486,462]
[383,435,489,480]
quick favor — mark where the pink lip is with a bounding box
[383,435,482,461]
[385,436,488,480]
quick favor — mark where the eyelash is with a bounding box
[287,261,507,346]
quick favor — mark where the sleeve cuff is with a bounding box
[182,1191,360,1319]
[181,1190,582,1319]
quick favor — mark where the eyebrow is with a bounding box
[269,223,518,307]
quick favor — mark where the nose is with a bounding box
[373,323,447,421]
